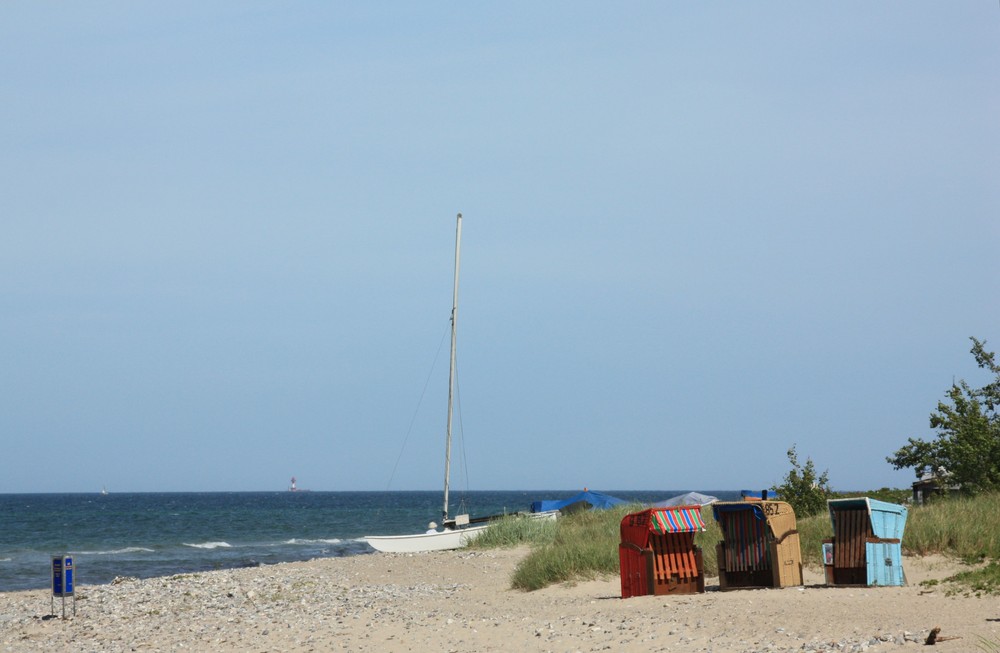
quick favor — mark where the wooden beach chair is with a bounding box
[619,506,706,598]
[712,500,802,590]
[824,497,907,587]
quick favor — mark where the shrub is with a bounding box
[772,445,833,517]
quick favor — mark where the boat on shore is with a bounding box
[365,214,547,553]
[366,510,558,554]
[365,515,492,553]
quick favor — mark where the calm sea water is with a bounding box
[0,490,738,591]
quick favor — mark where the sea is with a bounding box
[0,490,740,592]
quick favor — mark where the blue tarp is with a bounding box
[530,490,626,513]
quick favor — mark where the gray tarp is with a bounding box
[652,491,718,507]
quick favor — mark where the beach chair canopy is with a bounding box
[652,506,706,533]
[712,502,768,522]
[622,506,706,535]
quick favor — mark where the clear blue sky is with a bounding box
[2,3,997,493]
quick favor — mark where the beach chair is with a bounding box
[618,506,706,598]
[824,497,908,587]
[712,501,803,590]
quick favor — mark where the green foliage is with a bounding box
[855,487,910,505]
[509,505,634,591]
[771,445,832,518]
[943,560,1000,597]
[794,511,835,566]
[887,337,1000,495]
[902,492,1000,559]
[467,513,558,549]
[695,513,722,572]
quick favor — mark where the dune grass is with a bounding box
[902,493,1000,595]
[902,493,1000,561]
[509,505,637,591]
[473,493,1000,593]
[468,513,560,549]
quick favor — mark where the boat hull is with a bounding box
[365,523,491,553]
[365,511,559,553]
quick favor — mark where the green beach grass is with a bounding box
[903,493,1000,560]
[472,492,1000,593]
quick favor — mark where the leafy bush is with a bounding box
[855,487,910,505]
[888,337,1000,495]
[771,445,833,517]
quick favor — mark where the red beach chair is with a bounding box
[619,506,706,598]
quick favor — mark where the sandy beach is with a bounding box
[2,548,998,652]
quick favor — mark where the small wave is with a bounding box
[183,541,232,549]
[0,557,11,563]
[75,547,156,556]
[283,538,342,546]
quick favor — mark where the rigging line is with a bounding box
[453,349,472,495]
[453,374,475,519]
[382,320,451,491]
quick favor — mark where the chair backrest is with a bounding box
[719,509,769,572]
[833,508,871,568]
[649,532,698,582]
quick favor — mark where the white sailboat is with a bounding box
[365,213,494,553]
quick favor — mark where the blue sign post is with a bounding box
[51,555,76,618]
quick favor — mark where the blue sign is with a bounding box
[64,557,74,595]
[52,556,74,597]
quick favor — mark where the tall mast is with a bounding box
[443,212,462,522]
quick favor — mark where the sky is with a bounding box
[1,2,997,494]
